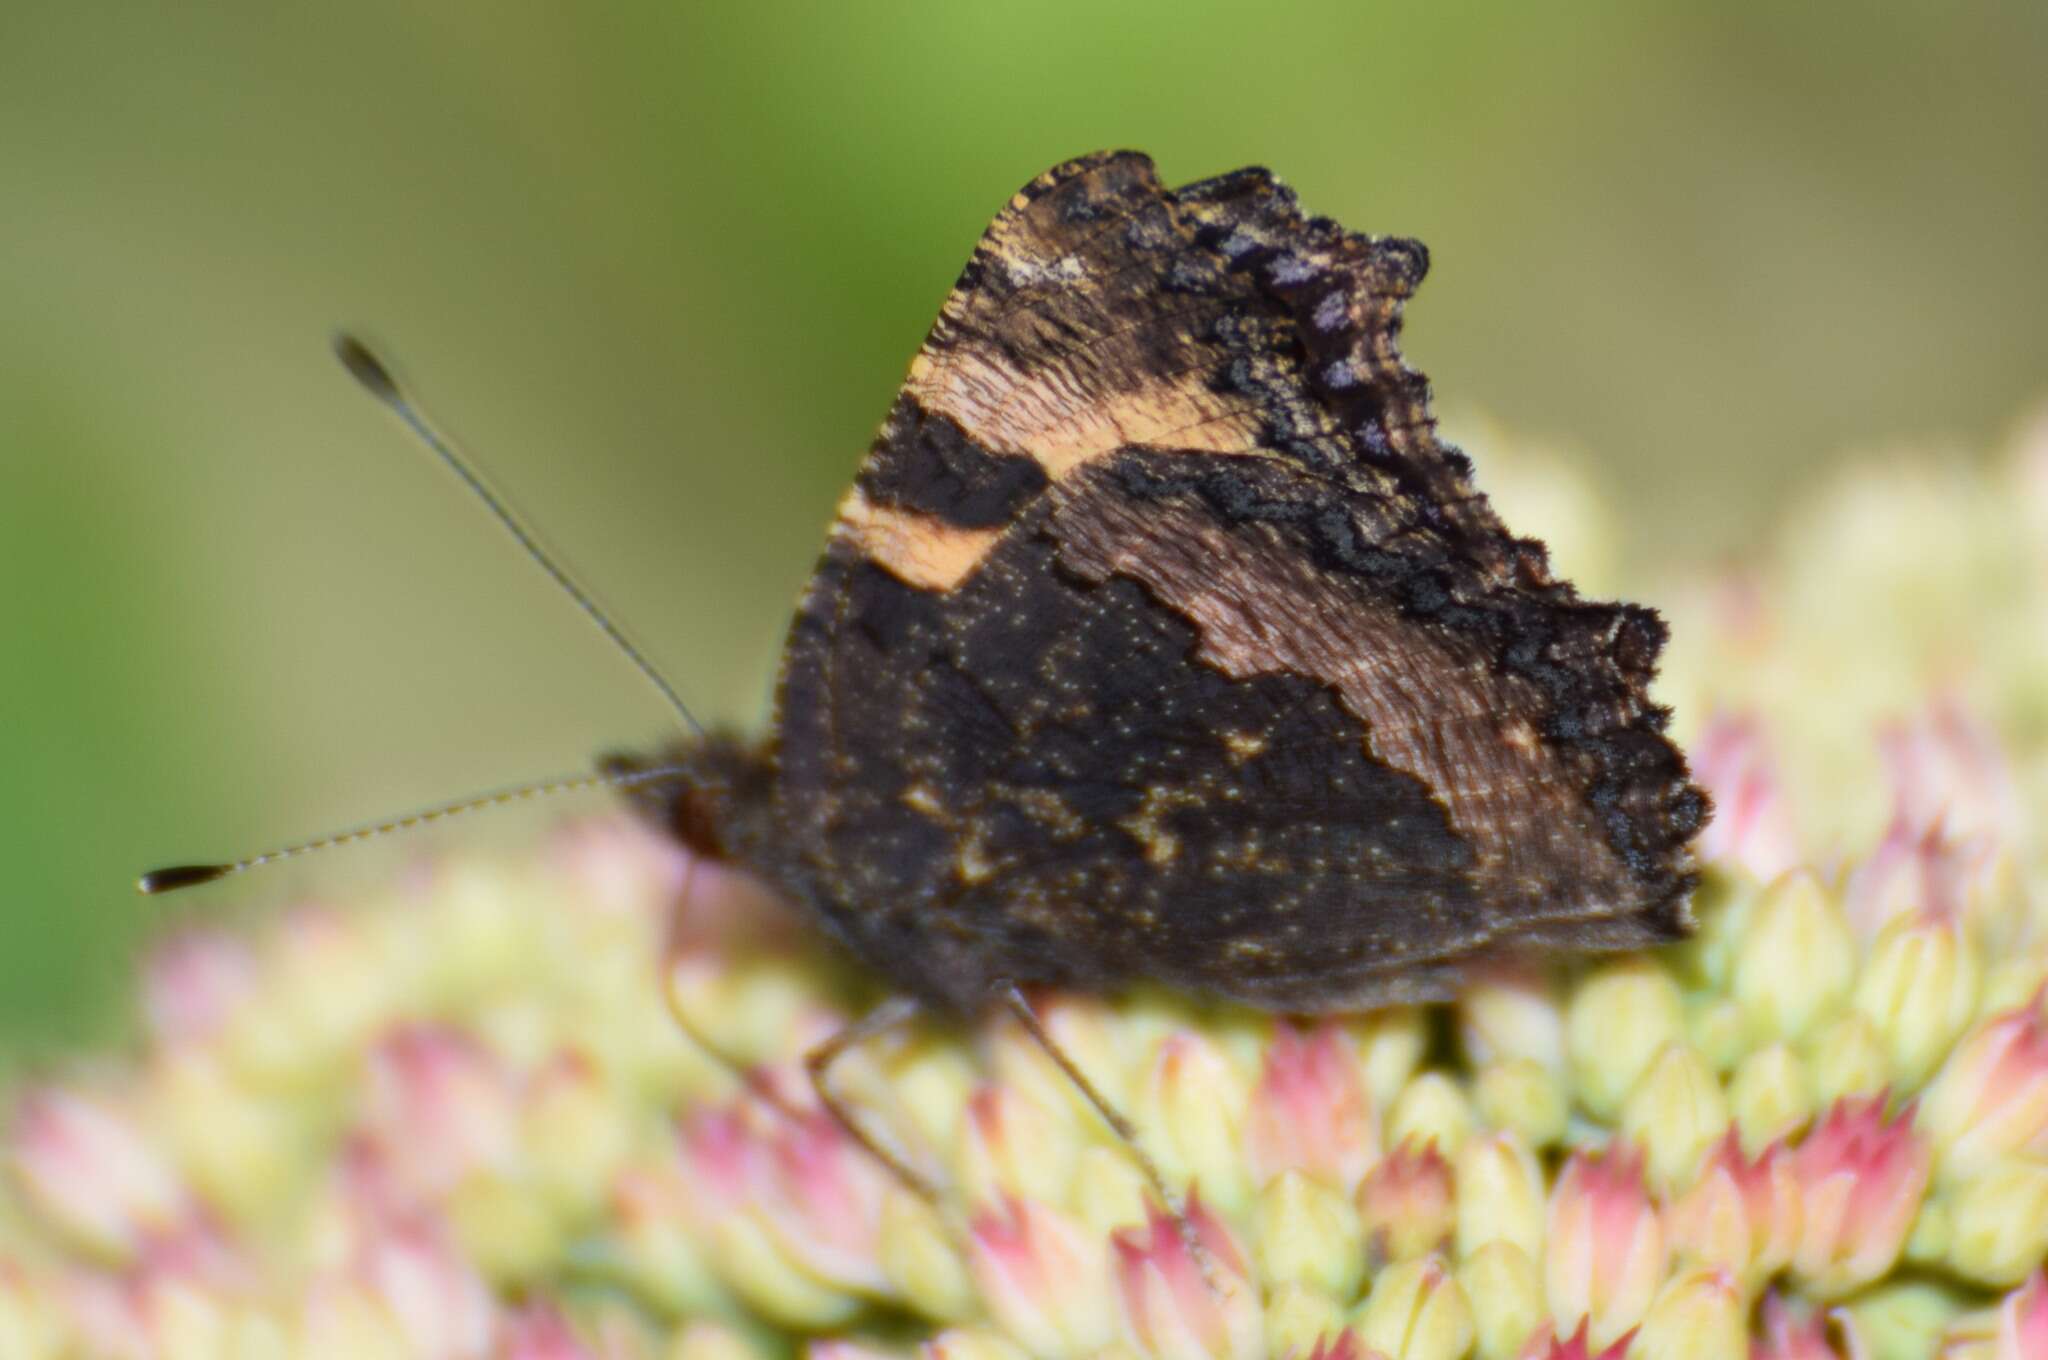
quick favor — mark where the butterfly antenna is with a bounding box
[332,333,704,739]
[138,763,695,894]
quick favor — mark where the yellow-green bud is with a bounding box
[1254,1170,1365,1299]
[1474,1058,1568,1149]
[1347,1007,1429,1112]
[1726,1044,1812,1153]
[880,1187,976,1322]
[1385,1072,1474,1160]
[1454,1132,1544,1263]
[1455,1241,1544,1360]
[1854,914,1983,1092]
[1354,1255,1474,1360]
[1801,1013,1891,1108]
[1629,1268,1746,1360]
[1619,1043,1730,1193]
[1945,1158,2048,1287]
[1262,1282,1348,1360]
[1733,871,1855,1048]
[1134,1031,1254,1219]
[1566,958,1686,1120]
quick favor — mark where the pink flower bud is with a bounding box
[1691,713,1799,881]
[1112,1196,1258,1360]
[141,929,258,1048]
[1843,812,2000,941]
[355,1220,498,1358]
[1544,1143,1667,1351]
[673,1101,890,1317]
[1245,1023,1378,1193]
[1664,1130,1801,1283]
[1356,1138,1454,1268]
[752,1109,892,1294]
[1752,1293,1845,1360]
[362,1024,520,1201]
[958,1083,1078,1208]
[1788,1095,1931,1297]
[501,1303,597,1360]
[1516,1319,1635,1360]
[9,1088,194,1259]
[969,1196,1114,1356]
[1918,996,2048,1179]
[1877,697,2021,851]
[1304,1332,1386,1360]
[1992,1271,2048,1360]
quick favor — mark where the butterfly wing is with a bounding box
[761,152,1707,1012]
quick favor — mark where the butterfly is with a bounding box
[152,150,1709,1215]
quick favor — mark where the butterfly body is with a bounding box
[613,151,1708,1015]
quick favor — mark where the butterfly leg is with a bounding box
[804,995,944,1203]
[661,986,817,1125]
[998,984,1225,1292]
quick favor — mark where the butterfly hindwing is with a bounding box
[624,151,1707,1013]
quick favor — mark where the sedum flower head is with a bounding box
[7,419,2048,1357]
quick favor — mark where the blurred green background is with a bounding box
[3,1,2044,1049]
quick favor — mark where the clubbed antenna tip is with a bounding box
[137,863,233,895]
[332,332,402,405]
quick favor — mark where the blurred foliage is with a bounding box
[2,0,2044,1046]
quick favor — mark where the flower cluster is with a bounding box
[5,412,2047,1358]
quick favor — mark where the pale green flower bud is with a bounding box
[1801,1013,1891,1107]
[879,1187,975,1323]
[1832,1278,1966,1360]
[990,995,1129,1138]
[1354,1256,1473,1360]
[0,1264,62,1360]
[1618,1043,1728,1193]
[1628,1268,1745,1360]
[1261,1283,1348,1360]
[1474,1059,1567,1149]
[1134,1031,1254,1220]
[1733,872,1855,1049]
[1944,1158,2048,1287]
[1977,939,2048,1018]
[523,1052,634,1219]
[1854,912,1983,1092]
[1566,959,1686,1120]
[1385,1072,1473,1160]
[1454,1241,1542,1360]
[1255,1170,1365,1299]
[669,1321,775,1360]
[1458,965,1566,1074]
[143,1048,309,1231]
[1726,1044,1812,1153]
[920,1328,1035,1360]
[1684,996,1749,1073]
[1071,1144,1151,1239]
[1454,1132,1545,1262]
[957,1084,1079,1209]
[1348,1007,1429,1112]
